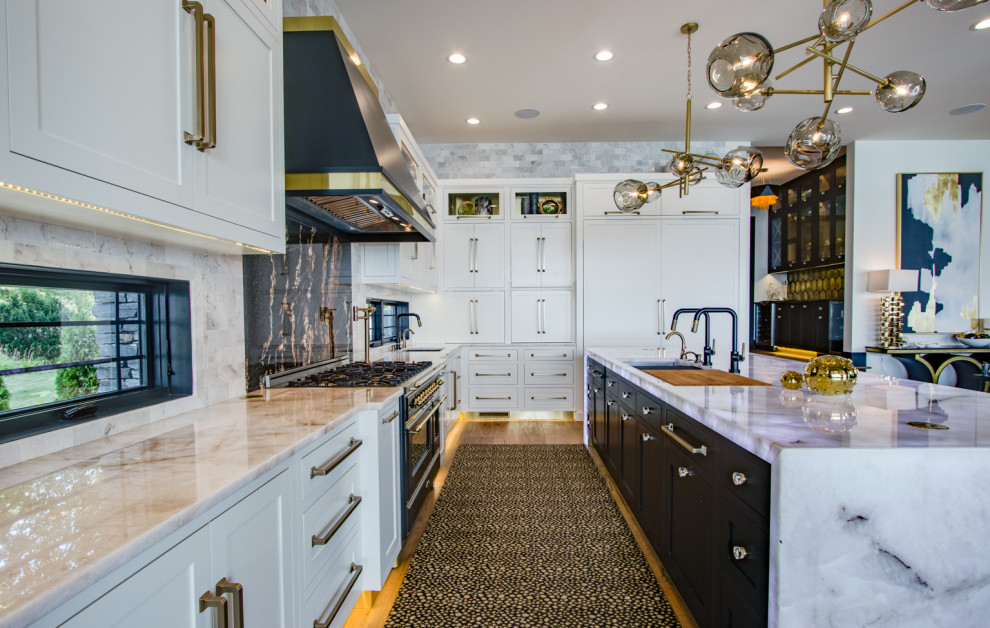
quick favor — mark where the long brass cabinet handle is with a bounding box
[381,410,399,424]
[314,563,363,628]
[682,210,719,215]
[532,396,568,400]
[604,210,640,215]
[662,423,708,456]
[474,353,511,358]
[310,438,363,478]
[199,12,217,150]
[199,589,228,628]
[312,495,362,546]
[216,578,243,628]
[182,1,205,146]
[475,395,511,400]
[531,373,568,377]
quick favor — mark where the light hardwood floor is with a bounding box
[343,417,695,628]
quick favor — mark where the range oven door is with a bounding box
[404,402,435,493]
[402,389,446,536]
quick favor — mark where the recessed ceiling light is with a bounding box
[971,18,990,31]
[836,106,854,114]
[706,101,722,110]
[949,103,986,115]
[466,117,480,125]
[447,52,466,64]
[593,102,609,111]
[515,108,540,119]
[349,54,361,66]
[594,50,614,62]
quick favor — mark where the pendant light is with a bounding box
[751,184,780,210]
[612,23,765,213]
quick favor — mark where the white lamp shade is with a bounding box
[867,269,919,292]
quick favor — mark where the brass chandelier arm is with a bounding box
[770,89,872,95]
[774,33,822,54]
[660,149,723,167]
[805,46,890,86]
[865,0,924,32]
[820,40,856,122]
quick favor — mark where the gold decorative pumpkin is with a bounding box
[780,371,804,390]
[804,355,858,395]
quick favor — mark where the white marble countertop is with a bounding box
[588,348,990,463]
[0,386,402,627]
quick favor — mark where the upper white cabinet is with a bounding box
[1,0,284,252]
[443,223,505,289]
[579,180,662,217]
[362,241,438,292]
[510,222,572,288]
[660,180,742,216]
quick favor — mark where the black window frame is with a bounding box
[0,263,192,444]
[366,298,408,348]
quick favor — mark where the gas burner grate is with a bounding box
[285,360,433,388]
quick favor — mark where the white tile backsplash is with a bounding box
[0,209,246,465]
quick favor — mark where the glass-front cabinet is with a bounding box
[447,190,502,218]
[512,190,568,218]
[768,155,847,272]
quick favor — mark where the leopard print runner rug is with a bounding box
[385,444,679,627]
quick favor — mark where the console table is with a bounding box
[866,346,990,391]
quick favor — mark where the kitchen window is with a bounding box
[366,299,408,347]
[0,264,192,444]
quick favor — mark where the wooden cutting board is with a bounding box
[642,368,770,387]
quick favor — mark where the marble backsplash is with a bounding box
[0,210,246,466]
[242,220,352,391]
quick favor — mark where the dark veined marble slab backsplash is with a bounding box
[242,221,351,391]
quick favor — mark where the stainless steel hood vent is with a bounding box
[283,19,435,243]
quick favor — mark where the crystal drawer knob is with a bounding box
[677,466,693,478]
[621,414,631,422]
[732,545,748,560]
[642,406,652,415]
[732,472,748,486]
[642,433,656,442]
[622,392,630,399]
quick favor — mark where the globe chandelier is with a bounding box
[613,23,765,213]
[707,0,987,171]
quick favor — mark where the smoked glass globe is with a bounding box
[668,152,695,177]
[613,179,648,211]
[686,167,705,185]
[643,181,662,203]
[722,146,764,182]
[707,33,775,98]
[924,0,987,11]
[715,166,745,188]
[875,71,926,112]
[785,117,842,170]
[819,0,873,42]
[733,80,773,111]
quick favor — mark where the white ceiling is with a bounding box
[333,0,990,158]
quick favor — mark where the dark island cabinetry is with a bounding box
[587,363,770,628]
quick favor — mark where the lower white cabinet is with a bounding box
[444,292,504,343]
[510,290,573,343]
[63,472,294,628]
[460,346,577,412]
[374,403,402,588]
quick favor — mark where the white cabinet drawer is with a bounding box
[523,347,574,360]
[660,184,740,216]
[581,181,661,217]
[302,467,362,589]
[468,386,519,409]
[468,362,518,386]
[303,526,363,628]
[299,421,361,509]
[467,348,518,361]
[524,362,574,385]
[524,387,575,410]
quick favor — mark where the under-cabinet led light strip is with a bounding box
[0,180,275,253]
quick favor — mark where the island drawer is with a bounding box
[616,379,637,404]
[524,387,573,409]
[635,389,665,431]
[302,466,362,587]
[662,405,717,473]
[303,525,363,628]
[468,348,518,361]
[469,386,519,409]
[716,495,769,605]
[717,438,771,519]
[604,370,625,396]
[525,347,574,360]
[299,420,361,508]
[468,362,518,385]
[524,362,574,385]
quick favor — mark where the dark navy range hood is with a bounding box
[283,19,435,243]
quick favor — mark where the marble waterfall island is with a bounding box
[587,348,990,628]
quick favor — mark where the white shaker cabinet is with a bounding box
[361,241,438,292]
[511,290,573,343]
[443,223,505,289]
[62,472,294,628]
[1,0,284,252]
[444,292,504,343]
[509,222,573,288]
[582,220,664,347]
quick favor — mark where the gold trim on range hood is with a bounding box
[285,171,417,217]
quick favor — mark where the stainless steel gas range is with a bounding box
[266,357,446,537]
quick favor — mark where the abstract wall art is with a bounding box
[897,172,983,333]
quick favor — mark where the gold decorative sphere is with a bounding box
[804,355,858,395]
[780,371,804,390]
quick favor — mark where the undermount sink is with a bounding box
[630,362,702,371]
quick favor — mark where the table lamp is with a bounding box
[867,269,919,348]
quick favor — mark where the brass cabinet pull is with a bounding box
[732,471,748,486]
[216,578,243,628]
[199,589,228,628]
[682,210,719,215]
[732,546,749,560]
[199,12,217,150]
[677,466,694,478]
[313,563,363,628]
[531,372,568,377]
[475,396,511,400]
[539,353,569,358]
[310,438,363,478]
[474,353,512,357]
[182,1,205,146]
[312,495,362,546]
[381,410,399,424]
[604,210,641,215]
[531,396,568,400]
[476,372,512,377]
[662,423,708,456]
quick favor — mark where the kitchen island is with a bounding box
[588,348,990,628]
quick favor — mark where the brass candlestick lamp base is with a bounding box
[878,293,905,348]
